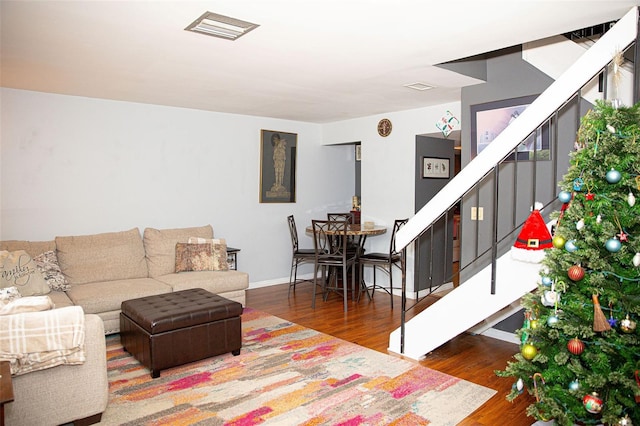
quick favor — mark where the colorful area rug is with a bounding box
[100,308,495,425]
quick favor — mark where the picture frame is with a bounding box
[470,95,550,161]
[422,157,450,179]
[260,129,297,203]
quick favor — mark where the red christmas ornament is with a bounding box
[568,265,585,281]
[583,392,603,414]
[567,337,585,355]
[585,192,595,201]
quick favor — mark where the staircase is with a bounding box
[388,7,640,361]
[522,34,635,107]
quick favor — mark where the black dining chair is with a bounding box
[327,212,354,223]
[358,218,408,308]
[327,212,361,255]
[311,219,358,313]
[287,215,316,296]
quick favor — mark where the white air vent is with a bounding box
[404,82,434,91]
[185,12,259,41]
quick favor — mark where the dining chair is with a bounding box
[327,212,354,223]
[311,219,358,313]
[287,215,316,296]
[358,218,408,308]
[326,212,361,255]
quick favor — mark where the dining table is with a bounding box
[305,222,387,302]
[304,223,387,250]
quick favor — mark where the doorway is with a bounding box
[414,132,460,296]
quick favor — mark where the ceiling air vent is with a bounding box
[185,12,259,41]
[404,82,434,91]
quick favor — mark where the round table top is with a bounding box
[306,224,387,236]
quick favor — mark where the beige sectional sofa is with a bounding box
[1,224,249,334]
[0,224,249,425]
[5,314,108,426]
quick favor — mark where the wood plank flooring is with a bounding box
[246,281,536,426]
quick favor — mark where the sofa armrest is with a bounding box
[5,314,108,425]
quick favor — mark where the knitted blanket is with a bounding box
[0,305,85,375]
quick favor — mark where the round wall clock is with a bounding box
[377,118,392,137]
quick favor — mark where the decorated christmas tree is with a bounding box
[497,100,640,426]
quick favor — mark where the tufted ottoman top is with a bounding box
[121,288,243,334]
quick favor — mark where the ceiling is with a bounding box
[2,1,639,123]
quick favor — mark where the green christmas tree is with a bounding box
[497,100,640,426]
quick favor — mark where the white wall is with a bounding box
[323,102,461,293]
[0,88,354,286]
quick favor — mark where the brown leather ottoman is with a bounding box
[120,288,243,378]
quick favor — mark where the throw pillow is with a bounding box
[143,225,214,277]
[175,243,213,273]
[33,250,71,291]
[0,250,51,296]
[187,237,229,271]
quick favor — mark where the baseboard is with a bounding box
[249,276,450,302]
[249,273,316,289]
[468,300,523,335]
[477,327,519,344]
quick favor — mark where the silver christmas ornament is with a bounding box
[541,290,559,307]
[606,168,622,183]
[617,415,633,426]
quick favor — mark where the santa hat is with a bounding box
[511,209,553,263]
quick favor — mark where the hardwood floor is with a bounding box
[246,281,536,426]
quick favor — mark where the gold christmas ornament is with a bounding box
[521,343,537,360]
[620,315,637,333]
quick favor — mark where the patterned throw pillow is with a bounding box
[175,243,213,273]
[187,237,229,271]
[33,250,71,291]
[0,250,51,296]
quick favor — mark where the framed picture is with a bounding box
[422,157,450,179]
[260,129,297,203]
[470,95,550,161]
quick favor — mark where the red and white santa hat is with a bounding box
[511,208,553,263]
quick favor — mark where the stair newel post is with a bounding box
[490,166,500,295]
[634,9,640,104]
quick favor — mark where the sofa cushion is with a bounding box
[65,278,172,314]
[0,250,51,296]
[46,290,75,308]
[144,225,213,278]
[56,228,148,285]
[0,240,56,259]
[154,270,249,294]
